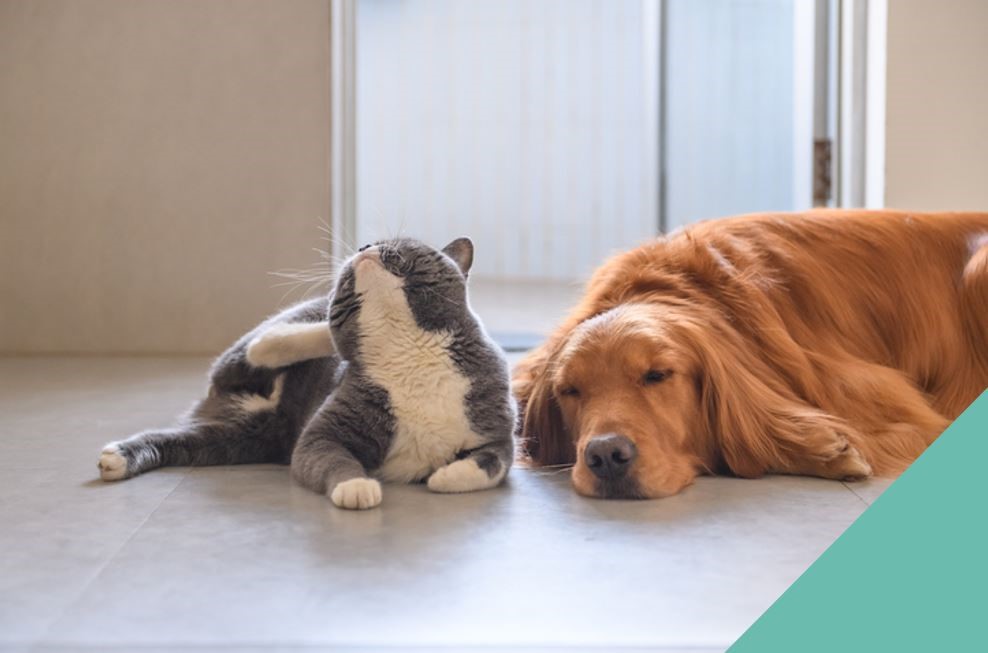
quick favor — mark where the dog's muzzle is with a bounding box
[584,434,638,480]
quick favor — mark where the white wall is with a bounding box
[883,0,988,210]
[0,0,331,354]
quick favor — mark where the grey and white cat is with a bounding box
[97,237,516,509]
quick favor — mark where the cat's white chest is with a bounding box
[356,294,482,482]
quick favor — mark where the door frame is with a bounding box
[838,0,887,208]
[330,0,358,261]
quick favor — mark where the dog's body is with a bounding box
[515,210,988,499]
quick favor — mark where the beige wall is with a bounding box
[0,0,330,354]
[884,0,988,210]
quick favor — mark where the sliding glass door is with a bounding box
[339,0,833,335]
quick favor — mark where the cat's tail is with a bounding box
[246,321,335,369]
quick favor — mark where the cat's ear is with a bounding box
[442,237,474,276]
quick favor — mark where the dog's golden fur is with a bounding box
[514,210,988,499]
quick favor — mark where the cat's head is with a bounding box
[328,237,475,359]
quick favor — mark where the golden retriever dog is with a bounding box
[514,210,988,499]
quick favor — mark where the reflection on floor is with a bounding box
[0,357,892,652]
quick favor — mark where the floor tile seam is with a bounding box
[33,471,191,644]
[840,481,872,507]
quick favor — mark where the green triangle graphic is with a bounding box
[728,390,988,652]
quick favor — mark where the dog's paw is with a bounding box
[827,444,873,481]
[816,430,857,461]
[97,443,128,481]
[330,478,382,510]
[427,459,496,494]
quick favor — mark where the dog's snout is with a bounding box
[584,434,637,479]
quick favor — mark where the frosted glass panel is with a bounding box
[665,0,797,230]
[357,0,810,277]
[356,0,659,282]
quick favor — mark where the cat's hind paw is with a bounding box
[246,322,333,369]
[246,333,288,369]
[330,477,382,510]
[98,443,128,482]
[427,459,498,494]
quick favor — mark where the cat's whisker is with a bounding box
[268,265,336,304]
[269,268,333,283]
[416,284,461,308]
[274,279,330,303]
[394,214,409,241]
[270,277,326,289]
[276,283,306,305]
[338,239,359,257]
[534,462,574,470]
[312,248,347,270]
[532,466,574,477]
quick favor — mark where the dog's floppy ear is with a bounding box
[513,284,615,467]
[689,319,844,478]
[513,344,576,466]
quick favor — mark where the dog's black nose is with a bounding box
[584,434,638,479]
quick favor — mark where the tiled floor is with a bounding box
[0,357,893,652]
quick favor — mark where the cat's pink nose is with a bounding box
[355,247,381,267]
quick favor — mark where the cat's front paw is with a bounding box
[330,477,382,510]
[97,443,128,481]
[427,459,497,494]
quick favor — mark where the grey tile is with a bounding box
[0,357,210,470]
[43,468,865,649]
[843,477,896,505]
[1,358,868,650]
[30,647,725,653]
[0,468,186,644]
[0,645,33,653]
[0,358,202,644]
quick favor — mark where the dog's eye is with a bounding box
[358,243,372,252]
[643,369,671,385]
[559,386,580,398]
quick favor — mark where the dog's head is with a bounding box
[515,299,804,499]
